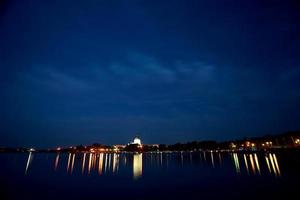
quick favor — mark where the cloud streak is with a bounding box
[20,66,94,93]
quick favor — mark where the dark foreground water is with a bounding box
[0,150,299,200]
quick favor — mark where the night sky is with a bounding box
[1,0,300,147]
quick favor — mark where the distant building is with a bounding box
[131,136,142,145]
[124,136,143,152]
[113,145,126,151]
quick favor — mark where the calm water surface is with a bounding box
[1,150,299,200]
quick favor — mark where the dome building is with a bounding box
[125,136,143,152]
[131,136,141,145]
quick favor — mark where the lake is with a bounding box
[0,150,299,200]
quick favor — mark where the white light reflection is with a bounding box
[82,153,86,174]
[54,153,60,171]
[112,153,116,173]
[254,154,261,175]
[133,153,143,180]
[210,151,215,168]
[273,154,281,177]
[249,154,256,175]
[25,152,33,175]
[269,153,277,177]
[243,154,249,175]
[98,153,103,175]
[265,155,271,173]
[203,151,206,162]
[233,153,240,174]
[108,153,111,171]
[70,154,75,174]
[67,153,71,172]
[104,154,108,173]
[218,153,222,165]
[88,153,92,174]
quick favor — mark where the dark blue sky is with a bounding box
[1,0,300,147]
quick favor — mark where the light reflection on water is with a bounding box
[232,153,240,174]
[24,152,33,175]
[133,153,142,180]
[54,153,60,171]
[24,151,283,179]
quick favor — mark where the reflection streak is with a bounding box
[273,154,281,177]
[98,153,103,175]
[67,153,71,172]
[23,152,282,178]
[233,153,240,174]
[265,156,271,173]
[88,153,92,174]
[133,154,143,180]
[269,154,277,176]
[244,154,249,175]
[210,152,214,168]
[218,153,222,165]
[54,153,60,171]
[249,154,256,174]
[254,154,261,175]
[70,154,75,174]
[25,152,33,175]
[82,153,86,174]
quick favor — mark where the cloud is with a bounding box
[91,51,219,87]
[107,52,177,83]
[20,66,94,92]
[175,61,216,82]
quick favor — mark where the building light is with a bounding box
[246,142,250,147]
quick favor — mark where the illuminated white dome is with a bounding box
[133,137,141,145]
